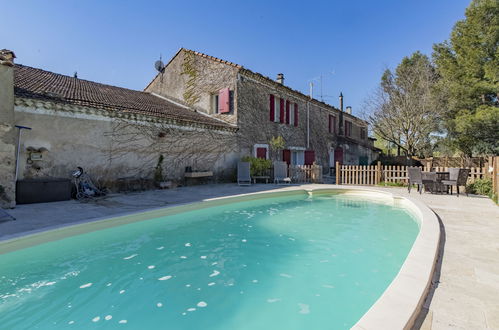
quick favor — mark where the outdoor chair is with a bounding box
[442,168,470,196]
[237,162,252,186]
[274,161,291,185]
[422,172,438,193]
[407,167,423,194]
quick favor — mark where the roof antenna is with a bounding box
[154,54,165,83]
[73,71,78,78]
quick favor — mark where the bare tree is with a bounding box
[364,52,445,158]
[106,116,237,180]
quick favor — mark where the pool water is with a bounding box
[0,192,419,329]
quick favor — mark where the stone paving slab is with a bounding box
[1,184,498,329]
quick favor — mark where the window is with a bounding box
[328,115,336,133]
[294,103,298,127]
[345,121,352,137]
[290,102,295,126]
[360,127,367,139]
[253,144,269,159]
[291,150,305,165]
[274,96,280,122]
[212,89,233,114]
[285,101,290,125]
[211,94,219,114]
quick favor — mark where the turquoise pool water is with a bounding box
[0,192,419,329]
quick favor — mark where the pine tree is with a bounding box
[433,0,499,156]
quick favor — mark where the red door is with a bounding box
[256,147,267,159]
[334,147,343,165]
[282,149,291,165]
[304,150,315,165]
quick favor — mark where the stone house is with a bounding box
[0,48,378,207]
[146,48,379,168]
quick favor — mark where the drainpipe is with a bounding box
[307,82,313,149]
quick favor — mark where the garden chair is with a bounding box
[237,162,251,186]
[274,161,291,185]
[442,168,470,196]
[422,172,438,193]
[407,167,423,194]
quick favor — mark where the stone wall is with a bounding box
[236,72,376,167]
[13,101,238,190]
[0,58,16,208]
[145,49,239,125]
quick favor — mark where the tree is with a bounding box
[432,0,499,155]
[365,52,444,158]
[269,135,285,161]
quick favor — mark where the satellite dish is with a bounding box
[154,60,165,72]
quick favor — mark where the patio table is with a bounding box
[423,171,449,194]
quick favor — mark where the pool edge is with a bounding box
[0,185,440,330]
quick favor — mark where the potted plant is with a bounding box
[154,155,171,189]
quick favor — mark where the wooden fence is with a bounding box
[335,161,489,186]
[289,165,323,183]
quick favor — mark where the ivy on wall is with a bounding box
[181,52,200,106]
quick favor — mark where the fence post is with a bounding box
[375,161,381,185]
[335,161,340,185]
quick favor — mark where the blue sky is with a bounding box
[1,0,469,113]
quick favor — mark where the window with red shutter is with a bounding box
[218,88,230,113]
[256,147,267,159]
[304,150,315,165]
[279,98,285,123]
[269,95,275,122]
[282,149,291,165]
[345,121,352,137]
[294,104,298,127]
[285,101,290,124]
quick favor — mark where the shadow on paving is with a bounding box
[0,184,288,240]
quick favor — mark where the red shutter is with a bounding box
[219,88,230,113]
[279,98,285,123]
[304,150,315,165]
[294,104,298,127]
[285,101,290,124]
[269,95,275,121]
[334,147,343,165]
[282,149,291,165]
[256,147,267,159]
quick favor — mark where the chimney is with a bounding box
[345,106,352,114]
[276,73,284,84]
[339,92,343,111]
[0,49,17,207]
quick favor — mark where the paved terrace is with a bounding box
[0,184,498,329]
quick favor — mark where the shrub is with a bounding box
[466,178,492,196]
[154,155,165,183]
[377,181,406,187]
[241,156,272,176]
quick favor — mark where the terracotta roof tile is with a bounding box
[14,64,233,130]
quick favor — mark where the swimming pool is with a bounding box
[0,189,426,329]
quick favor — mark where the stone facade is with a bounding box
[13,99,238,187]
[146,48,379,169]
[1,47,378,207]
[0,50,16,208]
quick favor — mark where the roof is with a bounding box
[153,48,367,124]
[13,64,233,130]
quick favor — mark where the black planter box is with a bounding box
[16,178,71,204]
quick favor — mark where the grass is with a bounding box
[377,181,407,187]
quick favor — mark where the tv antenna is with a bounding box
[154,54,165,72]
[308,70,335,102]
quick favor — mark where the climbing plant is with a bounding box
[181,52,200,106]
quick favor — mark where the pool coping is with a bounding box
[0,185,440,329]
